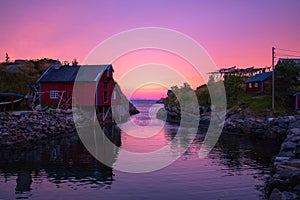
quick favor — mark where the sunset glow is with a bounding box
[1,0,300,99]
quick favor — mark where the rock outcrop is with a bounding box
[0,109,76,150]
[267,117,300,199]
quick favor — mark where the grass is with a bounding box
[228,92,291,116]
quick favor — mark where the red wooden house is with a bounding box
[37,64,121,109]
[293,91,300,110]
[245,72,273,93]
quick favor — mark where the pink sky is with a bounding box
[1,0,300,99]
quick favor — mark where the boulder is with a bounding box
[293,184,300,192]
[55,108,61,113]
[288,128,300,135]
[63,109,72,114]
[281,191,298,200]
[269,188,282,200]
[278,151,295,157]
[34,104,42,111]
[267,178,289,192]
[278,118,289,129]
[293,145,300,155]
[281,142,297,151]
[286,159,300,170]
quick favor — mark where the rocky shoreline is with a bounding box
[0,100,140,151]
[158,104,300,199]
[225,110,300,199]
[0,109,77,151]
[267,119,300,200]
[158,104,299,139]
[223,108,297,140]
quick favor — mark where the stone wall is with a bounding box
[158,104,296,141]
[223,109,296,140]
[267,117,300,200]
[0,109,76,150]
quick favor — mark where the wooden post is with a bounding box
[272,47,275,109]
[11,96,14,110]
[102,106,105,124]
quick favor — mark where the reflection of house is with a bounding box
[16,172,32,192]
[42,125,121,183]
[245,72,273,93]
[37,64,121,108]
[0,124,121,196]
[293,91,300,110]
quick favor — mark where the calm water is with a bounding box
[0,100,281,200]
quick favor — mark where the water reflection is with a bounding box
[16,172,32,192]
[0,124,121,198]
[162,122,281,170]
[214,135,281,170]
[0,100,282,200]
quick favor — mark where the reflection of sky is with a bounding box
[1,1,300,98]
[0,107,281,200]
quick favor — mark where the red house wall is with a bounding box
[40,68,120,107]
[40,82,73,106]
[246,81,262,93]
[263,76,272,93]
[95,69,120,106]
[73,82,97,106]
[245,75,273,93]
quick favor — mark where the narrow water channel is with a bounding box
[0,100,281,199]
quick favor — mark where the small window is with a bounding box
[106,70,110,77]
[50,90,59,99]
[254,82,258,88]
[249,83,252,88]
[104,91,108,103]
[113,91,116,100]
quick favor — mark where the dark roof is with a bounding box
[0,92,24,97]
[294,91,300,96]
[245,72,273,83]
[38,65,112,83]
[278,58,300,66]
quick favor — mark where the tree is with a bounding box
[275,60,300,105]
[62,60,70,66]
[196,84,210,107]
[223,75,244,103]
[72,58,78,66]
[5,53,10,63]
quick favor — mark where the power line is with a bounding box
[275,53,300,58]
[276,48,300,54]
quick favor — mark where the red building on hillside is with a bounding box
[37,64,121,109]
[245,72,273,93]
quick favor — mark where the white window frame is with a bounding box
[254,82,258,88]
[249,83,252,88]
[50,90,59,99]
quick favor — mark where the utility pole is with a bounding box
[272,47,275,110]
